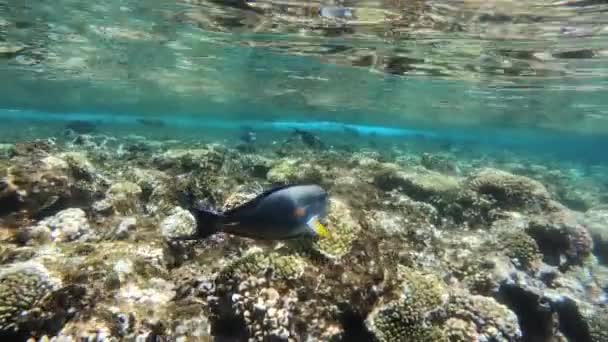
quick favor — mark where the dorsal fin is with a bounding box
[224,184,293,216]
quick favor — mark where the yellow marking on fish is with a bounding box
[309,217,331,239]
[294,207,306,218]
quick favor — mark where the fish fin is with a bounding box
[307,216,331,239]
[223,184,293,216]
[188,207,225,239]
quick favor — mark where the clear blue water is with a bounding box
[2,0,608,165]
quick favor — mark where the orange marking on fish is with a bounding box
[294,207,306,217]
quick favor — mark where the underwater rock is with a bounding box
[496,230,543,272]
[446,291,522,342]
[229,280,297,341]
[59,152,108,209]
[114,217,137,240]
[159,207,197,240]
[171,315,212,341]
[586,308,608,342]
[125,167,176,215]
[266,158,324,185]
[0,144,14,159]
[105,182,143,214]
[11,140,55,158]
[349,151,383,169]
[0,245,38,266]
[0,262,60,334]
[420,153,460,175]
[57,152,97,182]
[91,199,113,216]
[373,163,461,202]
[202,248,308,340]
[365,267,447,342]
[1,151,104,219]
[442,317,479,341]
[1,155,70,218]
[18,208,92,245]
[116,278,175,306]
[152,148,225,173]
[216,248,306,286]
[239,154,273,179]
[582,208,608,263]
[366,191,439,239]
[467,168,551,212]
[366,209,412,237]
[555,183,601,212]
[527,208,593,268]
[495,279,608,342]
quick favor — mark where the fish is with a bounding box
[320,6,353,19]
[184,184,331,241]
[293,129,325,149]
[65,120,98,134]
[239,127,257,144]
[136,118,166,127]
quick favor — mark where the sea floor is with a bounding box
[0,126,607,341]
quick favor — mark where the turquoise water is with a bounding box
[2,0,608,158]
[2,0,608,341]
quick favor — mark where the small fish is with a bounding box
[65,120,97,134]
[239,128,257,144]
[293,129,325,149]
[136,118,166,127]
[320,6,353,19]
[184,184,331,241]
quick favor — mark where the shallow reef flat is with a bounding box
[0,131,607,342]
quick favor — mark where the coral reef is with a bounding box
[105,182,143,215]
[527,208,593,268]
[266,158,324,185]
[446,291,522,341]
[0,134,605,341]
[583,207,608,263]
[587,308,608,342]
[17,208,92,245]
[0,262,60,335]
[159,207,197,240]
[496,230,543,271]
[366,267,446,342]
[467,168,551,212]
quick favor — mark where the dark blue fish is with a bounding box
[136,118,166,127]
[187,184,331,240]
[65,120,97,134]
[293,129,325,149]
[240,129,257,144]
[320,6,353,19]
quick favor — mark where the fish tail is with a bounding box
[190,207,224,238]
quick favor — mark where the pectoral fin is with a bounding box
[307,216,331,239]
